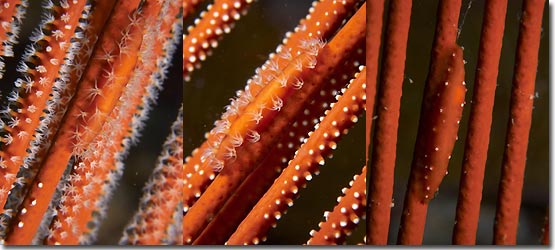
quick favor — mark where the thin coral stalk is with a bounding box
[364,1,384,244]
[194,54,364,244]
[307,166,366,245]
[452,0,508,245]
[493,0,545,245]
[366,0,411,245]
[226,65,366,245]
[40,2,180,245]
[364,0,383,162]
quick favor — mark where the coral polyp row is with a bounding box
[4,1,152,244]
[202,39,324,173]
[307,166,367,245]
[0,0,182,245]
[0,0,90,218]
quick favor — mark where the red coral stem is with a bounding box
[493,0,545,245]
[452,0,508,245]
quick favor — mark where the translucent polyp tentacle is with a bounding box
[307,166,367,245]
[3,1,163,245]
[494,0,545,244]
[225,66,366,245]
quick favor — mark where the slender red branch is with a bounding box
[366,0,411,245]
[365,0,384,162]
[0,0,24,76]
[452,0,507,245]
[494,0,545,245]
[0,0,88,214]
[365,1,384,244]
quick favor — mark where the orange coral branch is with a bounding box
[193,53,363,244]
[0,0,26,78]
[364,0,384,244]
[0,0,25,67]
[0,0,88,215]
[307,166,366,245]
[0,0,21,52]
[43,1,180,245]
[364,0,384,162]
[396,0,463,245]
